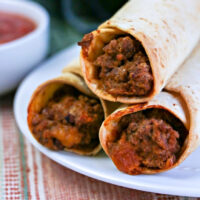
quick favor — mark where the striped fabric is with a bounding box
[0,94,199,200]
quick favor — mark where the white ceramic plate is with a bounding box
[14,45,200,197]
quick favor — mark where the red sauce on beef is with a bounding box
[107,109,188,174]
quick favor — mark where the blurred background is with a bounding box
[0,0,127,96]
[34,0,127,55]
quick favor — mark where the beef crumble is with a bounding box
[78,33,93,57]
[31,86,104,151]
[79,34,153,96]
[107,109,188,174]
[95,36,153,96]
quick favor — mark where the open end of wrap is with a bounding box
[79,28,154,102]
[100,104,189,174]
[28,79,104,155]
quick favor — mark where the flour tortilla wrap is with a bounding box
[99,43,200,174]
[62,59,122,116]
[80,0,200,103]
[28,69,108,156]
[62,59,83,77]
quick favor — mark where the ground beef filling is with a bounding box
[107,109,188,174]
[31,86,104,151]
[93,36,153,96]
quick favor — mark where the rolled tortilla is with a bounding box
[99,43,200,174]
[79,0,200,103]
[62,59,122,116]
[28,61,113,156]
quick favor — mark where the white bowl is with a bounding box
[0,0,50,95]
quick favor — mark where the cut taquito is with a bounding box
[79,0,200,103]
[99,43,200,174]
[28,61,112,156]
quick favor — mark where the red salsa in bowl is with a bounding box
[0,11,36,44]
